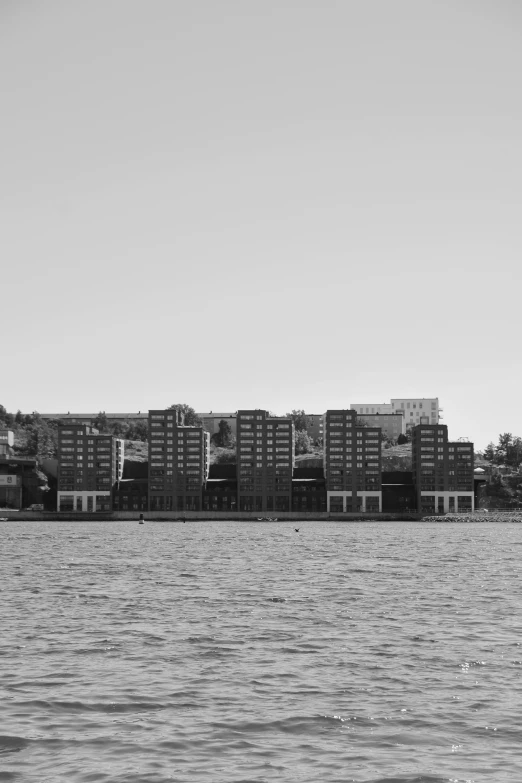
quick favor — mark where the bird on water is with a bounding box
[294,528,300,532]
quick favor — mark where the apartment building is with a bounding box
[236,410,294,512]
[412,422,474,513]
[148,409,210,512]
[391,398,440,429]
[324,410,382,512]
[57,425,124,512]
[354,413,405,440]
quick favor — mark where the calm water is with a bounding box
[1,521,522,783]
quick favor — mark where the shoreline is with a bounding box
[2,511,522,523]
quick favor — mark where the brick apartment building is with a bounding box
[236,410,294,512]
[57,425,124,512]
[324,410,382,512]
[148,409,210,512]
[412,422,474,513]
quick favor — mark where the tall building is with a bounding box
[391,398,440,429]
[236,410,294,512]
[57,425,124,512]
[324,410,382,512]
[148,409,210,512]
[412,422,474,513]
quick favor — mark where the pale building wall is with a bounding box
[420,490,474,513]
[326,491,382,512]
[351,404,393,415]
[391,398,439,429]
[57,491,111,511]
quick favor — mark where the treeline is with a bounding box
[482,434,522,470]
[0,405,150,463]
[0,406,60,462]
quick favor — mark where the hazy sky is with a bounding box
[1,1,521,448]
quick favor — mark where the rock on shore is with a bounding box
[423,512,522,523]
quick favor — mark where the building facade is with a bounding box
[351,403,393,416]
[236,410,294,512]
[57,425,124,512]
[202,464,238,512]
[148,409,210,512]
[324,410,382,512]
[412,423,474,513]
[391,398,440,429]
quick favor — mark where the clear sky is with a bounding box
[1,0,521,449]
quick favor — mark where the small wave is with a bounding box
[367,776,449,783]
[0,735,28,755]
[17,699,166,714]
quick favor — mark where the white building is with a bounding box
[391,398,440,430]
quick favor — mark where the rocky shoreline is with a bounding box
[423,512,522,523]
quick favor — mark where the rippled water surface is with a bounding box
[1,521,522,783]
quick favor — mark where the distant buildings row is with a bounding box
[1,399,476,515]
[39,397,441,443]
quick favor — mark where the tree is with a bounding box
[167,404,202,427]
[133,420,149,441]
[496,433,513,465]
[216,419,233,447]
[126,420,148,442]
[93,412,109,432]
[294,429,314,455]
[111,421,126,437]
[483,442,496,462]
[286,410,311,432]
[397,433,410,445]
[25,421,58,461]
[213,449,237,464]
[506,436,522,469]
